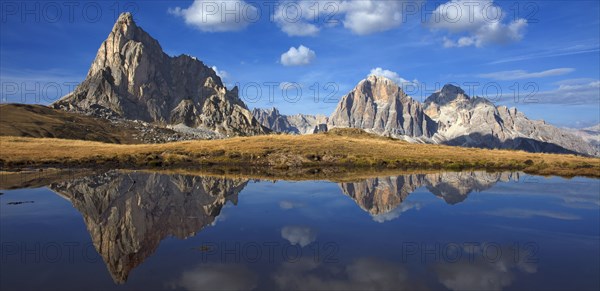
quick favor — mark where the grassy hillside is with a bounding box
[0,104,139,143]
[1,128,598,178]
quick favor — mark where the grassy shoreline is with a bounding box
[1,129,599,178]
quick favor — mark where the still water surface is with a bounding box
[1,170,599,290]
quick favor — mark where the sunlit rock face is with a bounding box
[329,76,598,156]
[52,12,266,137]
[49,171,248,283]
[424,84,598,156]
[329,75,437,141]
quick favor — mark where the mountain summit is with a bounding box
[328,75,437,140]
[53,12,266,136]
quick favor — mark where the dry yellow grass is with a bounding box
[1,129,598,178]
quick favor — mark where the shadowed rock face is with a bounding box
[52,12,266,137]
[49,171,248,283]
[328,75,437,141]
[339,172,519,215]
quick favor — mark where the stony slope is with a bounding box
[0,104,197,143]
[52,12,266,137]
[252,107,328,134]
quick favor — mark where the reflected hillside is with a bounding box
[339,171,519,215]
[49,171,249,283]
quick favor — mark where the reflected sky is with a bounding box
[1,171,598,290]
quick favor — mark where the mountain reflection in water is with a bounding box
[1,169,598,290]
[29,170,519,283]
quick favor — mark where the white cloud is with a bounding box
[210,66,229,80]
[529,79,600,105]
[274,2,321,37]
[369,68,418,86]
[169,0,258,32]
[478,68,575,80]
[172,263,258,290]
[281,225,317,247]
[274,0,407,36]
[430,0,528,47]
[280,45,316,66]
[279,199,305,209]
[371,201,421,223]
[435,245,537,291]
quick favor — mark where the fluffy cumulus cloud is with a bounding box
[281,225,317,247]
[210,66,229,79]
[478,68,575,80]
[430,0,528,47]
[274,0,407,36]
[372,201,422,223]
[169,0,258,32]
[369,68,418,86]
[280,45,316,66]
[435,244,537,290]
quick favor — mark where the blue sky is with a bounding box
[1,0,599,128]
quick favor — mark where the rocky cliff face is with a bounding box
[424,84,598,156]
[329,76,598,156]
[328,75,437,141]
[52,12,266,137]
[49,171,248,283]
[252,107,328,134]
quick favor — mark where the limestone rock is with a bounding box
[52,12,267,137]
[424,84,599,156]
[328,75,437,141]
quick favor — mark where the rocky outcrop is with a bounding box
[52,12,267,137]
[338,171,518,216]
[252,107,328,134]
[329,76,598,156]
[424,84,598,156]
[328,75,437,141]
[49,171,248,283]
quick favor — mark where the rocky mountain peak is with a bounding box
[425,83,470,105]
[329,75,436,139]
[53,12,266,137]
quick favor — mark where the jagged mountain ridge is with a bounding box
[52,12,267,137]
[328,76,598,156]
[252,107,328,134]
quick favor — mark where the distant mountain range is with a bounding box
[325,76,598,156]
[2,12,596,156]
[252,107,328,134]
[256,75,598,156]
